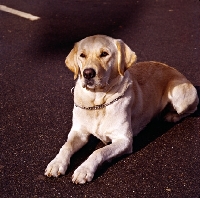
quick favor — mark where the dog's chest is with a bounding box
[74,108,109,141]
[73,104,124,144]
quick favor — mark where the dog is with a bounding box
[44,35,199,184]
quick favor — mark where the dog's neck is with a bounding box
[73,72,132,108]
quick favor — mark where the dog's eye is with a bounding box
[80,53,86,58]
[100,51,109,58]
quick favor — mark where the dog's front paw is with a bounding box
[44,157,69,177]
[72,165,94,184]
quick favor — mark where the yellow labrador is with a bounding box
[45,35,199,184]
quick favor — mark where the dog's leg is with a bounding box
[72,137,132,184]
[165,82,199,122]
[45,130,90,177]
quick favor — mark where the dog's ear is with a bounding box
[115,39,137,76]
[65,43,79,80]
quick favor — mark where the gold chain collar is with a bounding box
[71,87,125,110]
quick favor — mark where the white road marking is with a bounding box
[0,5,40,21]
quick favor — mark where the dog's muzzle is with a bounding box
[83,68,96,87]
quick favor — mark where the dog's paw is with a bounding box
[44,158,69,177]
[165,112,181,123]
[72,165,94,184]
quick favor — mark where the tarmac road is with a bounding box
[1,0,200,197]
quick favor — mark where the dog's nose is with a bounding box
[83,68,96,80]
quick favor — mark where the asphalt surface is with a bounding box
[1,0,200,197]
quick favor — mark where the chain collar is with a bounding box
[71,87,125,110]
[75,94,124,110]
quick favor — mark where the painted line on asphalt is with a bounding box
[0,5,40,21]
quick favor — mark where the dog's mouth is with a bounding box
[84,79,94,87]
[82,78,95,88]
[82,78,106,90]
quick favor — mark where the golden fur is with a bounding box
[45,35,199,184]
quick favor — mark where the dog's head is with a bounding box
[65,35,137,90]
